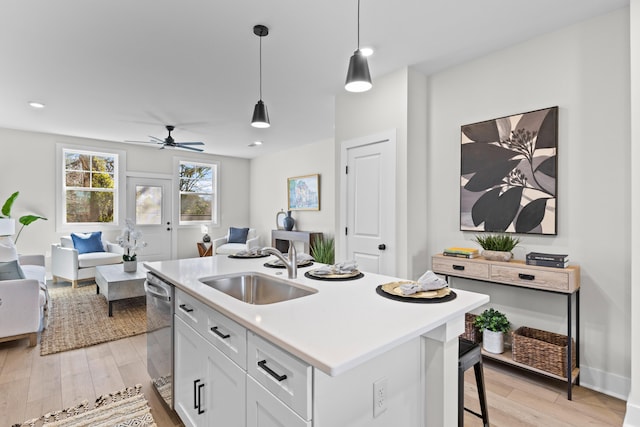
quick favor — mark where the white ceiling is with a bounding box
[0,0,628,159]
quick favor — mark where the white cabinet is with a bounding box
[247,376,311,427]
[174,315,246,427]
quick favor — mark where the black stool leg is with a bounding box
[473,360,490,427]
[458,362,465,427]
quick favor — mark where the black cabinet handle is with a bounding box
[519,273,535,281]
[197,383,205,414]
[179,303,194,313]
[211,326,230,339]
[193,379,200,410]
[453,265,465,271]
[258,360,288,382]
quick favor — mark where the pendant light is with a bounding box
[251,24,270,128]
[345,0,372,92]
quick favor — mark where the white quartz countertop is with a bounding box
[144,255,489,376]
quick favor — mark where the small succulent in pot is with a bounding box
[474,233,520,261]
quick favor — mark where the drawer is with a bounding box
[246,376,311,427]
[204,307,247,370]
[247,332,312,421]
[175,289,208,336]
[490,264,571,292]
[432,256,490,280]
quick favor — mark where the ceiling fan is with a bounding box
[127,125,205,152]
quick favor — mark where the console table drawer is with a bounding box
[490,265,573,292]
[432,257,489,280]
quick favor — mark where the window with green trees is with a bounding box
[179,161,217,224]
[63,149,117,224]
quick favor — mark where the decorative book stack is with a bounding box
[443,247,479,259]
[526,252,569,268]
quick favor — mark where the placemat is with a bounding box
[375,285,457,303]
[228,253,269,259]
[264,260,314,269]
[304,271,364,281]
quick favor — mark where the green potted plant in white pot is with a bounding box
[474,233,520,261]
[474,308,510,354]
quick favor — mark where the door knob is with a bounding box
[378,244,386,250]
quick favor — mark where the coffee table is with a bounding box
[95,263,147,316]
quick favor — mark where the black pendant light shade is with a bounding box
[345,0,372,92]
[251,100,270,128]
[345,49,372,92]
[251,24,270,128]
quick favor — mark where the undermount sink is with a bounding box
[200,272,317,305]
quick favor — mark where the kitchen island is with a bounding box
[144,255,489,427]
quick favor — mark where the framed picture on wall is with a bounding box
[288,174,320,211]
[460,106,558,235]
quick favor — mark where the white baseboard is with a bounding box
[624,401,640,426]
[579,365,630,401]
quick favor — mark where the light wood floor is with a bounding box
[0,334,626,427]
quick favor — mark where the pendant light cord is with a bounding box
[357,0,361,50]
[259,35,263,101]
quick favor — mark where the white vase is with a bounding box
[123,260,137,272]
[483,329,505,354]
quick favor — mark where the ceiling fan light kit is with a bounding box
[345,0,372,93]
[251,24,271,128]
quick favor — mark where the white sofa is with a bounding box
[212,228,260,255]
[51,235,123,288]
[0,254,47,347]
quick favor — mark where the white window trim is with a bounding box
[174,156,219,228]
[55,143,127,233]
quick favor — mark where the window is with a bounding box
[179,160,218,225]
[59,147,122,227]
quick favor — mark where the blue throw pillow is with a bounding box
[71,231,105,254]
[228,227,249,244]
[0,260,26,280]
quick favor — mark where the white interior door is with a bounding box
[341,131,396,275]
[127,176,173,261]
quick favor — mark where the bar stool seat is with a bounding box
[459,338,490,427]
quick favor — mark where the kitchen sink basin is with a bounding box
[200,272,317,305]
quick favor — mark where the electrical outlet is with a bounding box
[373,377,388,417]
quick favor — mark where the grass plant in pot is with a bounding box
[311,237,335,265]
[474,233,520,261]
[474,308,510,354]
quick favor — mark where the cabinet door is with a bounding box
[247,376,310,427]
[174,316,208,427]
[204,335,246,426]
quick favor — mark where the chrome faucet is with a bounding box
[261,241,297,279]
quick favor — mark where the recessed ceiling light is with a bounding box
[28,101,45,109]
[360,47,374,57]
[249,141,263,147]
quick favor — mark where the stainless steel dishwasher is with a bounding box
[145,272,174,410]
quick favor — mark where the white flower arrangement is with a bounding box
[116,219,147,261]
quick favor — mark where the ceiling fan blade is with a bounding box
[177,144,204,152]
[125,139,163,145]
[149,136,165,143]
[175,142,204,146]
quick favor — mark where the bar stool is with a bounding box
[459,338,490,427]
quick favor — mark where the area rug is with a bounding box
[12,384,156,426]
[40,284,164,356]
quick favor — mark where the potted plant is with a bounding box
[474,233,520,261]
[311,237,335,265]
[474,308,510,354]
[1,191,47,243]
[116,219,147,272]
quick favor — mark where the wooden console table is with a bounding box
[271,230,323,254]
[432,254,580,400]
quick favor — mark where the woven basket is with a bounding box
[460,313,482,343]
[511,326,576,378]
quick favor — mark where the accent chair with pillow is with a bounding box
[0,237,48,347]
[212,227,260,255]
[51,231,123,288]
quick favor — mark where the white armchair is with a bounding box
[51,235,123,288]
[0,254,47,347]
[212,227,260,255]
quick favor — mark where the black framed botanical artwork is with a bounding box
[460,106,558,235]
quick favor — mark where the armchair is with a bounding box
[51,235,123,288]
[212,227,260,255]
[0,254,47,347]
